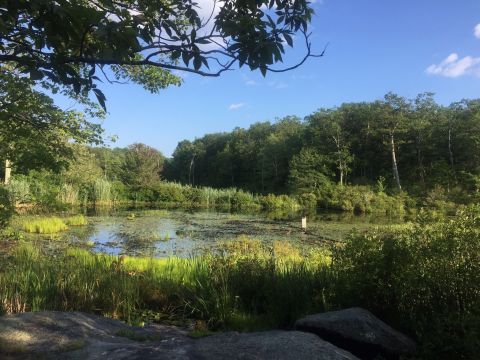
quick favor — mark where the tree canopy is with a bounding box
[0,69,103,175]
[164,93,480,196]
[0,0,320,108]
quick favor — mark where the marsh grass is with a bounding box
[22,217,68,234]
[0,239,330,330]
[65,215,87,226]
[2,209,480,358]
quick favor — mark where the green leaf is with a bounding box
[193,56,202,71]
[283,33,293,47]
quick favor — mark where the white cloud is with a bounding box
[475,23,480,39]
[426,53,480,78]
[268,80,288,89]
[228,102,246,110]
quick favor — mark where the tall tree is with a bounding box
[121,143,165,189]
[375,93,410,191]
[306,109,352,185]
[288,147,333,194]
[0,69,103,182]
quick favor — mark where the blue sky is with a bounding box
[59,0,480,157]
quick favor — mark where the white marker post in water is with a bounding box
[301,216,307,232]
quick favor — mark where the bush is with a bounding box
[0,187,14,228]
[153,182,186,204]
[332,206,480,358]
[259,194,299,211]
[5,176,31,204]
[230,190,258,210]
[297,193,317,209]
[316,184,407,215]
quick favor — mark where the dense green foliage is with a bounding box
[7,172,301,212]
[4,92,479,216]
[333,207,480,359]
[0,187,13,228]
[1,209,479,358]
[0,70,103,179]
[0,0,317,106]
[166,93,480,207]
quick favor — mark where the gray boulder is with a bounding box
[0,311,359,360]
[194,331,359,360]
[294,307,416,359]
[0,311,194,360]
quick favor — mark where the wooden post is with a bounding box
[301,216,307,232]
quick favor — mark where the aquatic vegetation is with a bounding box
[142,209,169,217]
[65,215,87,226]
[58,183,79,205]
[22,217,68,234]
[93,178,113,205]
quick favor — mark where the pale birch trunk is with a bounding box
[4,159,11,184]
[390,134,401,191]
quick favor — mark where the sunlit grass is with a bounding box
[22,217,68,234]
[65,215,87,226]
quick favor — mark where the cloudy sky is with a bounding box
[59,0,480,156]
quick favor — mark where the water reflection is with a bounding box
[22,207,406,258]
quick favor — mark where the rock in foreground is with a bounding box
[193,330,359,360]
[294,307,416,359]
[0,311,358,360]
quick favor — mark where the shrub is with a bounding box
[230,190,257,210]
[297,193,317,209]
[154,182,186,204]
[0,187,14,228]
[332,206,480,358]
[259,194,299,211]
[5,176,31,204]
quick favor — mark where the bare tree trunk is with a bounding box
[333,135,344,186]
[4,159,11,184]
[339,168,344,186]
[390,134,401,191]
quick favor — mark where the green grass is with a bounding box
[2,207,480,359]
[65,215,87,226]
[22,217,68,234]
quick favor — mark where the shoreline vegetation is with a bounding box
[1,207,479,359]
[7,176,432,216]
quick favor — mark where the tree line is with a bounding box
[165,92,480,199]
[4,92,480,209]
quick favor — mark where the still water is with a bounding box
[25,208,404,257]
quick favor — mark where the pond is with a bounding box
[19,208,405,257]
